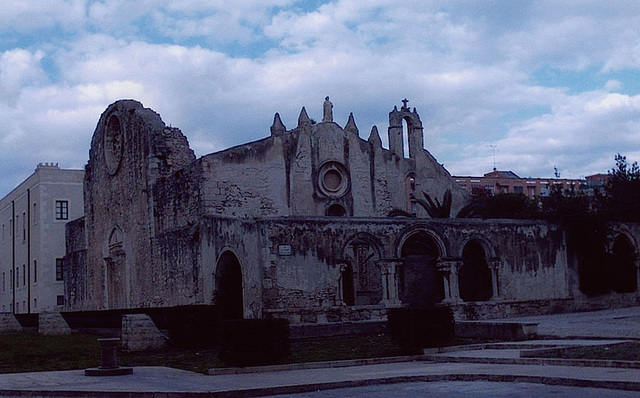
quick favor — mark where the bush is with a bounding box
[217,318,290,367]
[166,305,221,348]
[387,307,454,352]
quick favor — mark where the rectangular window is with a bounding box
[33,260,37,283]
[9,270,12,291]
[55,201,69,220]
[33,203,37,225]
[15,268,19,288]
[22,211,25,241]
[2,272,4,291]
[56,295,65,306]
[56,258,64,281]
[22,264,25,286]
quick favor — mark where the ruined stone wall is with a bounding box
[64,217,87,310]
[81,100,196,311]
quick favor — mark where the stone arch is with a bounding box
[388,102,424,159]
[104,225,127,309]
[405,172,416,213]
[610,233,638,293]
[326,202,347,217]
[398,229,445,306]
[341,233,383,306]
[215,250,243,319]
[459,239,493,302]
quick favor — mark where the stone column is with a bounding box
[377,259,402,307]
[488,258,501,300]
[336,262,347,305]
[437,259,462,303]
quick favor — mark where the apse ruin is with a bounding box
[64,98,640,323]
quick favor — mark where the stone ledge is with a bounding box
[455,320,538,341]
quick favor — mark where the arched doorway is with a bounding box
[611,235,637,293]
[215,251,243,319]
[459,240,493,302]
[105,226,126,309]
[341,263,355,306]
[399,231,443,306]
[342,235,382,306]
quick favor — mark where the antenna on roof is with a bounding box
[487,144,498,171]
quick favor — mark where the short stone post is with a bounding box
[99,338,119,369]
[85,338,133,376]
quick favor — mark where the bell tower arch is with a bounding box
[388,99,424,159]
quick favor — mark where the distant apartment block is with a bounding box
[0,163,83,314]
[454,169,608,199]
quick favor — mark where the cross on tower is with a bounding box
[401,98,409,110]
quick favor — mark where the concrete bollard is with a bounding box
[98,338,120,369]
[85,338,133,376]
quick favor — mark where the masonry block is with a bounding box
[122,314,167,351]
[0,313,22,332]
[39,311,72,335]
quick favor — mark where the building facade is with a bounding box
[454,170,608,199]
[0,164,84,314]
[64,99,640,323]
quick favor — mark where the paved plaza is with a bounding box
[0,306,639,397]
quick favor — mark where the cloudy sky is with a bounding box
[2,1,640,195]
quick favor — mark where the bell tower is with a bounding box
[388,99,424,159]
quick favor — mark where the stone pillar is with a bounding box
[336,262,347,305]
[488,258,501,300]
[437,259,462,303]
[0,313,22,332]
[122,314,167,351]
[408,124,424,159]
[39,311,71,335]
[377,259,402,307]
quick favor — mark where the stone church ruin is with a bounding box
[64,98,640,326]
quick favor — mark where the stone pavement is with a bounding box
[493,305,640,339]
[1,306,640,397]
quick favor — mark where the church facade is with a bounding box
[64,99,640,323]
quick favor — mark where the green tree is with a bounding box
[603,154,640,222]
[457,187,539,219]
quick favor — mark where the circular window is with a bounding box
[323,169,343,191]
[318,161,350,197]
[104,114,124,175]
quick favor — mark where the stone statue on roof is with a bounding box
[323,96,333,123]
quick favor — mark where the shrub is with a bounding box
[217,318,290,367]
[167,305,221,348]
[387,307,454,352]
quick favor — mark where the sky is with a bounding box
[2,1,640,196]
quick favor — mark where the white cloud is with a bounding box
[2,0,640,194]
[0,49,47,105]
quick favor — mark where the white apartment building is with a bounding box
[0,163,83,314]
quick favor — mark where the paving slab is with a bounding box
[493,306,640,339]
[2,360,640,397]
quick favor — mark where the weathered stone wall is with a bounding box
[66,99,640,324]
[199,110,468,219]
[64,217,87,310]
[81,100,196,311]
[196,216,577,322]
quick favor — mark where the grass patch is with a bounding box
[0,332,100,373]
[0,331,486,374]
[287,334,417,364]
[531,342,640,361]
